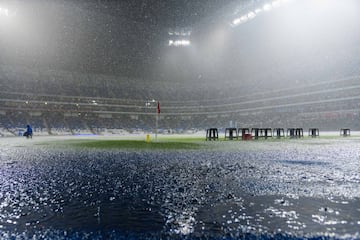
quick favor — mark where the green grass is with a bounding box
[40,134,360,151]
[66,140,203,150]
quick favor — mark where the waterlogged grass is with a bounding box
[38,134,360,151]
[68,140,203,150]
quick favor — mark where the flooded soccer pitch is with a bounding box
[1,135,360,239]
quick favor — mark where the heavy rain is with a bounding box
[1,0,360,239]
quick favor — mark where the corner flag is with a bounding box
[157,101,160,114]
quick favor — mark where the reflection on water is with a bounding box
[0,140,360,239]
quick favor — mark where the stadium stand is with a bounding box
[1,62,360,136]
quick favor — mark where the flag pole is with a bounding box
[155,114,158,142]
[156,101,160,142]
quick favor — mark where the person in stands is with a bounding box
[23,124,33,139]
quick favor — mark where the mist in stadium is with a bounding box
[1,0,360,239]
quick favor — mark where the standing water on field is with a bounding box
[1,137,360,239]
[2,0,360,238]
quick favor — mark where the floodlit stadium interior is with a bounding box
[3,1,360,239]
[1,0,360,136]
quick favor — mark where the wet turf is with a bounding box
[64,139,203,150]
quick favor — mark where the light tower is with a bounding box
[168,27,192,47]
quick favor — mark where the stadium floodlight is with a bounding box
[168,30,191,37]
[231,0,293,27]
[263,3,273,11]
[232,18,241,26]
[168,39,191,47]
[254,8,263,14]
[272,0,281,8]
[0,6,16,17]
[231,15,249,27]
[240,15,248,22]
[0,7,9,17]
[247,11,256,19]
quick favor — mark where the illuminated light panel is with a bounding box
[232,18,241,25]
[240,15,248,22]
[168,30,192,37]
[272,0,281,8]
[247,11,256,19]
[263,3,273,11]
[168,39,191,47]
[0,7,9,16]
[231,0,293,27]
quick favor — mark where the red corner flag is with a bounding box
[157,101,160,114]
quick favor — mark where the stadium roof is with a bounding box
[1,0,360,89]
[0,0,238,77]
